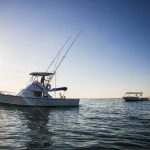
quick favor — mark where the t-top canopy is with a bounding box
[125,92,143,95]
[30,72,54,76]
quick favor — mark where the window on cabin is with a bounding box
[32,91,42,97]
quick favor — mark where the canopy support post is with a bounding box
[55,72,56,98]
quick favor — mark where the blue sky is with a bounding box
[0,0,150,98]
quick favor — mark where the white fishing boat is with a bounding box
[0,31,82,107]
[122,92,149,102]
[0,72,79,106]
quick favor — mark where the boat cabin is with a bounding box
[17,72,67,99]
[17,72,54,98]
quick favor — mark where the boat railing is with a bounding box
[0,91,16,96]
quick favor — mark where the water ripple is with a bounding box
[0,99,150,149]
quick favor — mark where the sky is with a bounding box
[0,0,150,98]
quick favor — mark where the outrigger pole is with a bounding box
[45,37,71,72]
[46,30,83,76]
[53,30,83,73]
[45,30,83,98]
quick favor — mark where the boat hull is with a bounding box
[0,94,79,107]
[123,97,149,102]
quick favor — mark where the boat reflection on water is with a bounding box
[21,107,52,149]
[0,105,79,149]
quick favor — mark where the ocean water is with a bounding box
[0,99,150,150]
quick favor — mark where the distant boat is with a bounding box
[122,92,149,102]
[0,72,79,107]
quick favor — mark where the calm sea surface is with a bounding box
[0,99,150,150]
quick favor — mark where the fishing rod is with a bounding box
[45,37,71,72]
[46,30,83,85]
[53,30,83,73]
